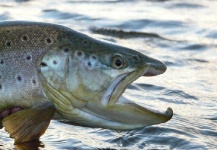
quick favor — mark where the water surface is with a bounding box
[0,0,216,149]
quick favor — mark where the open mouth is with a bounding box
[91,64,173,129]
[101,65,167,106]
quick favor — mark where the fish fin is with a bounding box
[2,102,56,144]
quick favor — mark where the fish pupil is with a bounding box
[115,59,122,66]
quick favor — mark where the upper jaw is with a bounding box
[103,61,167,106]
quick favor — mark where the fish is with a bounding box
[0,21,173,144]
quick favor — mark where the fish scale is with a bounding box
[0,23,59,109]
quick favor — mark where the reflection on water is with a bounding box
[0,0,217,149]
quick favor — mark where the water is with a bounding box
[0,0,216,149]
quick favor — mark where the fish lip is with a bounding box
[143,66,166,77]
[102,65,166,106]
[101,72,130,106]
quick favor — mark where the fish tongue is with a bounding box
[2,102,56,144]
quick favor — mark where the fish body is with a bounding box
[0,21,173,144]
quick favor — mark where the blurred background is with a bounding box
[0,0,216,149]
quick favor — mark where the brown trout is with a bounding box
[0,21,173,144]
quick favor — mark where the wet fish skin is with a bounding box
[0,21,172,143]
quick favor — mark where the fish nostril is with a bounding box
[133,55,141,62]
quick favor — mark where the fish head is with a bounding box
[40,36,172,130]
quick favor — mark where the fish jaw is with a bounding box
[83,96,173,130]
[80,56,172,130]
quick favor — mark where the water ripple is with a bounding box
[42,9,93,20]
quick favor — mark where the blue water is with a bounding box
[0,0,217,149]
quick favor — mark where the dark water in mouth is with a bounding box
[0,0,217,149]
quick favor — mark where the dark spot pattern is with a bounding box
[6,41,11,47]
[92,55,97,59]
[88,62,91,67]
[77,51,82,56]
[0,85,2,90]
[21,35,29,41]
[79,38,88,44]
[32,79,37,84]
[0,60,4,64]
[63,48,69,53]
[17,75,22,82]
[53,60,57,65]
[26,55,32,61]
[41,62,47,67]
[45,38,52,44]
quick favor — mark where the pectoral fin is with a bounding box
[2,102,56,144]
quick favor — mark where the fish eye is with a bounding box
[112,56,125,69]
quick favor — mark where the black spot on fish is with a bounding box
[41,62,47,67]
[45,38,53,45]
[0,75,2,79]
[32,79,37,85]
[17,75,22,82]
[21,35,29,41]
[53,60,57,65]
[88,62,91,67]
[63,48,69,53]
[91,55,97,60]
[77,51,83,56]
[0,85,2,90]
[26,55,32,61]
[6,41,12,47]
[0,60,4,64]
[79,38,88,45]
